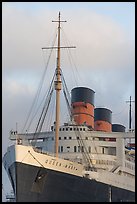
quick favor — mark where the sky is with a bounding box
[2,2,135,201]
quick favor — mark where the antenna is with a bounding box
[126,96,135,132]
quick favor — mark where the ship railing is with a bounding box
[33,147,49,155]
[110,165,120,173]
[125,154,135,163]
[84,165,97,172]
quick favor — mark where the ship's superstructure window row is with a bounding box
[53,127,86,132]
[28,135,117,143]
[58,145,116,155]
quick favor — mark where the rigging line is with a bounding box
[45,91,55,131]
[26,47,56,131]
[61,27,83,85]
[66,48,78,87]
[74,130,95,170]
[37,88,54,133]
[62,89,71,120]
[32,87,54,146]
[61,69,71,101]
[61,27,81,91]
[87,130,114,171]
[21,31,57,134]
[112,104,127,116]
[31,92,54,147]
[67,48,80,85]
[35,72,55,133]
[87,130,102,163]
[41,89,55,132]
[78,129,97,170]
[28,151,45,168]
[61,28,78,86]
[61,73,72,118]
[71,120,96,169]
[32,86,54,139]
[26,71,56,133]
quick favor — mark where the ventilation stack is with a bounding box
[94,108,112,132]
[71,87,95,129]
[112,124,125,132]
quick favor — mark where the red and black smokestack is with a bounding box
[94,108,112,132]
[71,87,95,129]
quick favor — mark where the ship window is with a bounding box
[59,137,61,140]
[77,137,79,140]
[64,137,67,140]
[80,128,82,131]
[36,147,42,151]
[81,146,84,152]
[69,137,72,140]
[78,146,80,152]
[100,160,102,164]
[74,146,77,152]
[59,128,61,131]
[52,137,54,140]
[74,128,76,131]
[102,148,105,154]
[61,146,63,152]
[83,128,85,131]
[88,146,91,153]
[36,139,44,142]
[70,128,72,131]
[77,128,79,131]
[67,148,70,152]
[63,128,65,131]
[85,137,88,140]
[66,128,68,131]
[99,137,104,141]
[52,161,55,165]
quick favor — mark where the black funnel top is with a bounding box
[94,108,112,124]
[71,87,95,106]
[112,124,125,132]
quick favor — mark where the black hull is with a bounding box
[10,162,135,202]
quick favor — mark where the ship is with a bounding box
[3,12,135,202]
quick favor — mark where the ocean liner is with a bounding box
[3,12,135,202]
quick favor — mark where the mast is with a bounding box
[54,12,62,157]
[126,96,135,132]
[43,12,75,157]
